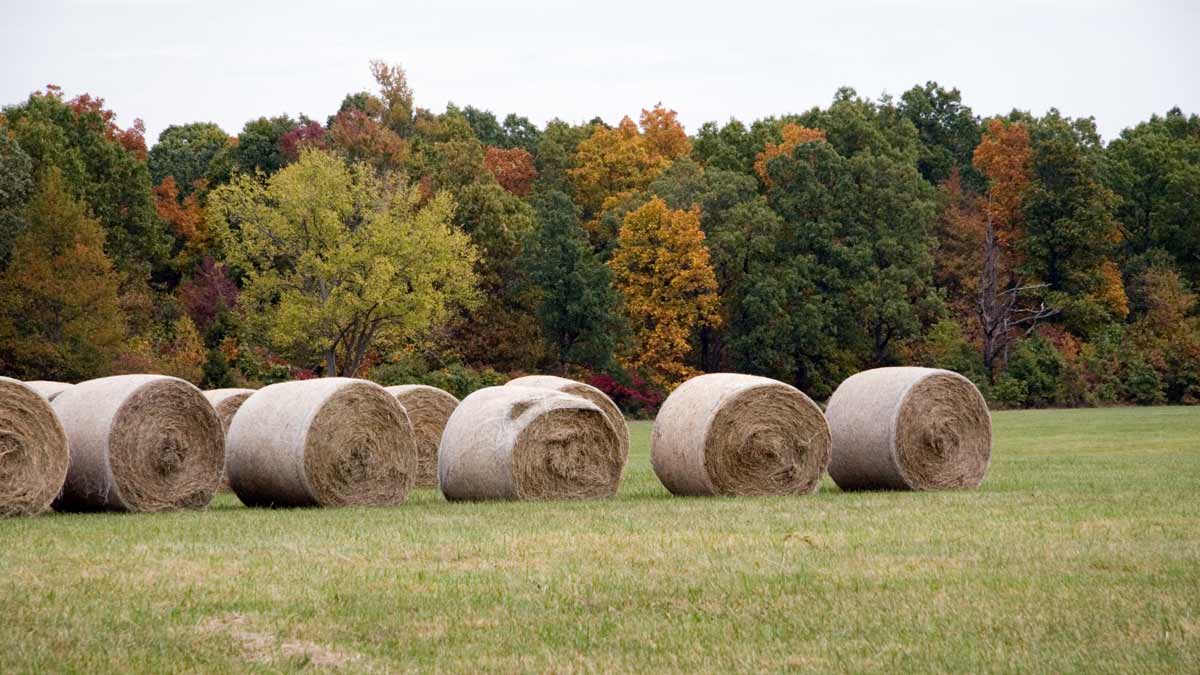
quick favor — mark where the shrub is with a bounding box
[1003,336,1066,407]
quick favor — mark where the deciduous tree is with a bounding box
[209,148,478,376]
[609,198,719,388]
[0,169,124,379]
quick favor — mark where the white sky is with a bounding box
[2,0,1197,146]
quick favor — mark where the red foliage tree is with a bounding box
[178,257,239,332]
[483,146,538,196]
[278,120,329,163]
[65,90,147,160]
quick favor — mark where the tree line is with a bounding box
[1,65,1198,410]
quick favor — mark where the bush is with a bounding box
[371,357,506,400]
[990,375,1028,409]
[587,373,665,418]
[1123,359,1165,405]
[1003,336,1066,407]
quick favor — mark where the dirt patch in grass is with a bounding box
[199,612,364,670]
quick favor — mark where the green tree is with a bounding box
[209,148,478,376]
[691,119,756,173]
[147,122,231,194]
[1022,110,1124,332]
[2,87,167,271]
[525,190,623,372]
[226,115,298,176]
[0,169,124,379]
[1103,107,1200,285]
[0,131,34,266]
[898,81,982,187]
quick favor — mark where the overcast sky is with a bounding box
[3,0,1197,146]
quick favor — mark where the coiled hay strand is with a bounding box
[383,385,459,489]
[0,377,69,516]
[651,373,831,497]
[825,367,991,491]
[226,378,416,508]
[438,386,623,501]
[505,375,629,469]
[52,374,224,512]
[24,381,74,402]
[203,388,256,490]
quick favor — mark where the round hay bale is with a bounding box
[505,375,629,468]
[226,378,416,508]
[825,367,991,491]
[0,377,70,516]
[203,388,256,490]
[51,374,224,512]
[438,386,623,501]
[651,373,831,497]
[383,385,459,489]
[24,380,74,402]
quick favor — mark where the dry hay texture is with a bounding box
[226,378,416,508]
[505,375,629,471]
[0,377,70,516]
[52,374,224,512]
[651,373,831,497]
[825,367,991,491]
[23,380,74,402]
[438,386,624,501]
[204,388,256,490]
[383,385,459,489]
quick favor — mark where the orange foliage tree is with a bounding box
[753,123,826,185]
[570,105,691,235]
[608,198,719,389]
[153,175,210,271]
[639,104,692,162]
[973,119,1031,247]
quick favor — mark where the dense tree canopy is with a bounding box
[1,68,1197,409]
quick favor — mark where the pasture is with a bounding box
[1,406,1198,672]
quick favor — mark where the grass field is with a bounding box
[2,406,1199,672]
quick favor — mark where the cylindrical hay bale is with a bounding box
[51,375,224,512]
[0,377,70,516]
[505,375,629,469]
[825,367,991,491]
[203,388,256,490]
[24,380,74,402]
[383,385,459,488]
[439,386,623,501]
[651,373,831,497]
[226,378,416,508]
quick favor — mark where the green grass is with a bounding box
[2,407,1199,673]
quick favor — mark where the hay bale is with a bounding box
[438,386,623,501]
[383,385,459,488]
[651,373,831,496]
[51,374,224,512]
[203,388,256,490]
[204,388,256,434]
[226,378,416,507]
[825,367,991,491]
[24,380,74,402]
[0,377,70,516]
[505,375,629,468]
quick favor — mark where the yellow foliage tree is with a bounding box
[570,117,665,219]
[608,198,719,389]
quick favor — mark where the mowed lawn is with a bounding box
[2,407,1198,672]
